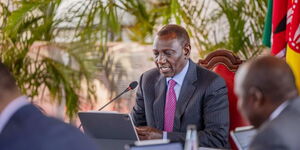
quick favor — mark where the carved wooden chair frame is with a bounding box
[198,49,244,72]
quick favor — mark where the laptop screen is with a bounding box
[78,111,139,140]
[230,127,257,150]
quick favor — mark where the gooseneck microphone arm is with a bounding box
[97,88,130,111]
[78,81,138,129]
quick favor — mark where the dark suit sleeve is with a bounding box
[131,74,147,126]
[168,77,229,148]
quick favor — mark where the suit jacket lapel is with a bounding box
[173,61,197,131]
[153,75,167,130]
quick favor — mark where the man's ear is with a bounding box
[183,43,191,56]
[249,87,264,109]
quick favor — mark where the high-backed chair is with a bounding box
[198,49,249,149]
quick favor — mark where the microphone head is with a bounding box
[128,81,138,90]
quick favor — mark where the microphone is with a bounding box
[78,81,138,128]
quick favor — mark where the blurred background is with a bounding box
[0,0,268,125]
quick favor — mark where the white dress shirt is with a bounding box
[0,96,29,133]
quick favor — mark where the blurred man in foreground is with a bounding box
[131,24,229,148]
[0,62,98,150]
[235,56,300,149]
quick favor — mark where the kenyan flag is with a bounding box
[262,0,288,57]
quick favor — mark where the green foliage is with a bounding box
[117,0,156,43]
[166,0,268,59]
[114,0,268,58]
[206,0,268,59]
[0,0,113,118]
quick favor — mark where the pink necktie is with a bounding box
[164,79,177,132]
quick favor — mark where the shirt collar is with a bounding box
[0,96,29,133]
[269,100,289,121]
[166,61,189,86]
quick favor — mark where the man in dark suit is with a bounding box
[0,62,98,150]
[131,24,229,148]
[234,56,300,149]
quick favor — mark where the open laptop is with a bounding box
[230,126,257,150]
[78,111,139,150]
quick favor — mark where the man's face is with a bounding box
[153,34,189,77]
[236,87,264,128]
[235,78,252,125]
[235,64,264,128]
[236,90,254,125]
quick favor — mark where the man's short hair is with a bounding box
[243,56,297,102]
[0,62,17,92]
[157,24,190,45]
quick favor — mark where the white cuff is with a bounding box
[163,131,168,139]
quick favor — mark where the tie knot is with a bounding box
[169,79,176,88]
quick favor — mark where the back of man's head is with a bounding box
[157,24,190,45]
[243,56,298,103]
[235,55,299,128]
[0,62,19,102]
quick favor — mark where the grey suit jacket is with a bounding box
[131,60,229,148]
[250,97,300,150]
